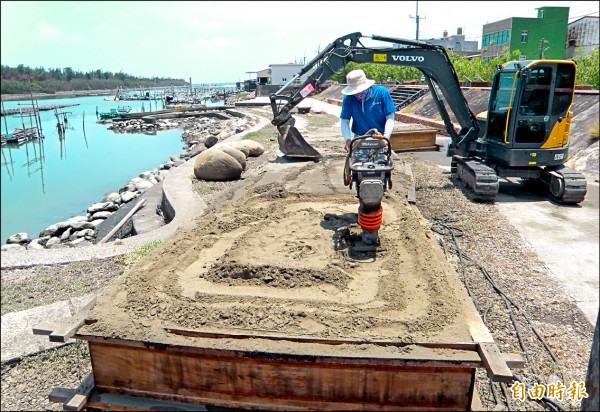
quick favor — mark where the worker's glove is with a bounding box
[344,139,351,152]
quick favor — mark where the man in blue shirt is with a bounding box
[340,69,396,151]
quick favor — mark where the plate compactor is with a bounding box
[343,130,394,247]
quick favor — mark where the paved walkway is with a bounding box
[1,294,96,363]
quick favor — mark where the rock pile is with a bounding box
[1,162,183,251]
[106,118,180,134]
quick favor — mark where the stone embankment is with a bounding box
[104,118,180,134]
[1,109,261,251]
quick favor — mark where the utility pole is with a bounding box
[539,38,547,59]
[409,0,426,41]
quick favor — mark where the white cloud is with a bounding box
[192,37,237,48]
[36,21,59,38]
[212,37,236,47]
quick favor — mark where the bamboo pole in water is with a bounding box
[1,99,8,134]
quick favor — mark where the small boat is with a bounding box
[2,127,40,144]
[99,109,121,120]
[104,86,124,101]
[117,105,132,113]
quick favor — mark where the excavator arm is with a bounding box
[270,32,481,157]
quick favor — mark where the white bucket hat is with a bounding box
[342,69,375,95]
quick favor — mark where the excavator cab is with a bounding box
[483,60,576,169]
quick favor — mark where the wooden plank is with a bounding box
[63,373,95,411]
[88,342,474,411]
[390,129,437,151]
[64,394,87,411]
[32,321,57,336]
[478,342,514,383]
[48,387,76,403]
[503,352,525,369]
[86,390,210,411]
[164,326,475,350]
[48,297,97,343]
[34,297,97,339]
[393,144,442,153]
[404,163,417,204]
[49,318,87,343]
[470,385,485,411]
[77,334,483,371]
[89,387,467,411]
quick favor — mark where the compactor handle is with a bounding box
[348,130,392,158]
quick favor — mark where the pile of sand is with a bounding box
[81,153,483,354]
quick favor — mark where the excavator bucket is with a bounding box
[277,118,321,158]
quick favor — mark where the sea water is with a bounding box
[0,94,210,244]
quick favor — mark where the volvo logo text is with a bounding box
[392,55,425,62]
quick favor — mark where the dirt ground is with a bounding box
[81,112,489,361]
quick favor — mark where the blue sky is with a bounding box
[1,1,597,83]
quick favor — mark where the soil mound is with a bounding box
[81,152,483,354]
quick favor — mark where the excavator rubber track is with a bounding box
[452,156,499,202]
[544,166,587,204]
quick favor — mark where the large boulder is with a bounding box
[121,191,137,203]
[102,192,121,204]
[27,239,46,250]
[205,135,219,148]
[226,142,249,157]
[88,202,118,214]
[217,145,246,170]
[70,221,97,231]
[6,232,30,245]
[194,149,243,181]
[92,211,113,220]
[135,180,154,192]
[187,143,206,158]
[231,140,264,157]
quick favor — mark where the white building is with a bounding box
[565,16,599,59]
[427,27,479,54]
[269,64,307,86]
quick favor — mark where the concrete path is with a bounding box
[495,179,599,326]
[1,294,95,363]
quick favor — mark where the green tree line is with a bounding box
[329,46,599,89]
[1,64,189,95]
